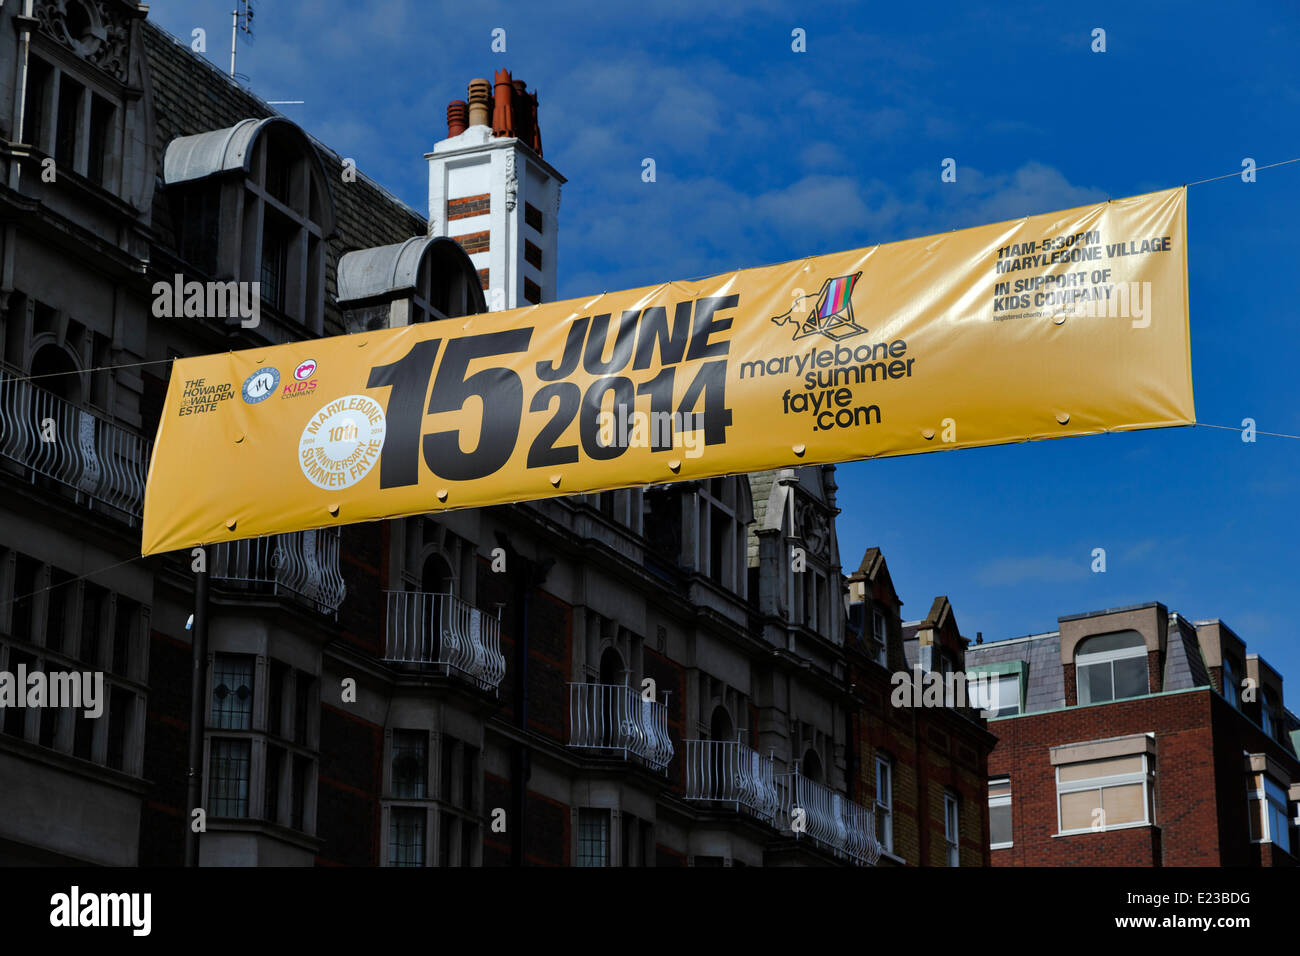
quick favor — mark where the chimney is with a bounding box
[512,79,533,148]
[446,100,468,138]
[467,78,490,128]
[529,89,543,156]
[492,69,514,136]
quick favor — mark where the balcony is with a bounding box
[210,529,347,616]
[0,378,149,522]
[776,771,881,866]
[684,738,780,825]
[383,590,505,692]
[568,682,674,771]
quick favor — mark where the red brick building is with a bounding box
[966,603,1300,867]
[846,549,996,866]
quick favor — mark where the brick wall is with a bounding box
[988,690,1219,866]
[849,652,992,867]
[448,193,490,221]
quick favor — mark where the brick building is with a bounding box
[846,550,997,866]
[967,602,1300,866]
[0,2,991,866]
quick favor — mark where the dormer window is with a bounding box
[163,118,338,336]
[1075,631,1148,705]
[338,236,486,333]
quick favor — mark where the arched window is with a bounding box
[1076,631,1148,705]
[338,236,486,332]
[420,553,455,596]
[29,344,81,404]
[163,117,337,335]
[598,647,625,686]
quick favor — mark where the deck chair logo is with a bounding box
[771,272,866,342]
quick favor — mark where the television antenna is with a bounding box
[229,0,254,79]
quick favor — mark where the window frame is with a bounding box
[870,609,888,666]
[1054,753,1154,836]
[874,754,894,853]
[988,776,1013,850]
[1249,774,1293,855]
[1075,634,1149,706]
[943,790,960,866]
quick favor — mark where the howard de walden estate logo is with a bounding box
[771,273,866,342]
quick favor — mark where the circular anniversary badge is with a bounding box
[299,394,387,490]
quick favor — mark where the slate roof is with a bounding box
[965,631,1067,713]
[142,22,426,338]
[1164,614,1212,692]
[966,608,1218,716]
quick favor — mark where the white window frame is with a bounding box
[871,609,888,666]
[988,776,1013,850]
[943,790,960,866]
[968,671,1020,717]
[1076,638,1148,705]
[875,755,893,853]
[1249,775,1293,855]
[1055,753,1154,836]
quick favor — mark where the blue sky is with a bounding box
[151,1,1300,681]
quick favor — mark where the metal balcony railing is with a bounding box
[383,590,505,692]
[210,529,347,616]
[684,738,780,824]
[0,378,149,521]
[776,770,881,866]
[568,682,674,771]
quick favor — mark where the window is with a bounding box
[969,672,1021,717]
[260,213,290,313]
[577,808,610,866]
[1248,774,1292,855]
[943,791,960,866]
[874,755,893,853]
[1262,691,1282,743]
[1056,754,1153,834]
[264,745,283,823]
[871,609,888,665]
[1075,631,1148,705]
[697,479,746,596]
[389,807,425,866]
[622,813,651,867]
[989,777,1012,849]
[391,730,428,798]
[209,738,252,817]
[22,57,53,148]
[210,655,254,730]
[1223,656,1241,710]
[55,75,83,169]
[88,95,114,187]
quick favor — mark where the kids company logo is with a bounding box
[294,359,318,381]
[771,273,866,342]
[241,367,280,404]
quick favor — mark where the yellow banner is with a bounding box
[142,187,1192,555]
